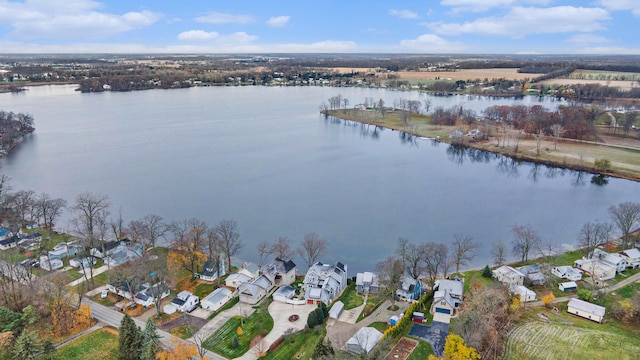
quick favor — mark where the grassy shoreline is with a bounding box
[322,109,640,182]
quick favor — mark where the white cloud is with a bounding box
[567,34,612,44]
[598,0,640,17]
[178,30,257,45]
[439,0,553,12]
[389,9,419,19]
[575,46,640,55]
[177,30,219,42]
[194,12,254,24]
[266,15,290,28]
[400,34,468,52]
[429,6,610,37]
[0,0,161,40]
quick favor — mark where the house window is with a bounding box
[441,301,446,306]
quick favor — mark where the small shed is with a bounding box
[412,312,425,323]
[329,300,344,319]
[389,315,400,326]
[567,298,605,323]
[201,288,233,311]
[559,281,578,292]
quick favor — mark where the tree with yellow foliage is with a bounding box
[428,334,480,360]
[156,339,200,360]
[541,293,555,308]
[167,219,209,277]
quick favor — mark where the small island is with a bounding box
[0,110,35,157]
[321,102,640,182]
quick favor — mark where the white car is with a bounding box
[101,290,108,299]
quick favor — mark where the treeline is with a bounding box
[0,110,35,154]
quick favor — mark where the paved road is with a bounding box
[84,297,227,360]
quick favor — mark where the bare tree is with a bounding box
[71,193,110,289]
[511,224,541,262]
[551,124,563,150]
[423,242,449,284]
[216,219,242,274]
[131,214,168,249]
[452,234,477,275]
[491,240,507,267]
[395,237,410,270]
[169,218,208,276]
[404,242,426,280]
[34,193,66,248]
[256,240,271,269]
[297,232,327,269]
[110,207,126,241]
[609,202,640,249]
[577,221,612,259]
[205,227,225,287]
[269,236,295,260]
[4,190,36,228]
[376,256,404,307]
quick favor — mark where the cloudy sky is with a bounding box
[0,0,638,54]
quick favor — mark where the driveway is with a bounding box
[408,321,449,357]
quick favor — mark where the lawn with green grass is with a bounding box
[332,283,363,310]
[369,321,389,333]
[193,281,217,298]
[262,328,324,360]
[407,337,434,360]
[53,328,119,360]
[207,297,239,320]
[170,324,198,339]
[203,306,274,358]
[357,294,386,322]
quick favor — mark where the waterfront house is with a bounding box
[593,248,629,273]
[103,242,143,267]
[431,278,464,322]
[396,276,424,302]
[355,272,380,294]
[200,259,226,282]
[48,241,83,260]
[90,239,130,258]
[201,287,234,311]
[225,272,253,289]
[515,263,546,286]
[239,274,273,305]
[262,257,296,286]
[236,262,259,279]
[574,259,616,281]
[567,298,605,323]
[493,266,525,287]
[620,248,640,269]
[551,266,583,281]
[303,261,348,305]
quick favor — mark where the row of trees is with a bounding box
[0,110,35,151]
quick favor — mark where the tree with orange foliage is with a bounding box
[156,339,200,360]
[168,218,209,277]
[541,292,555,308]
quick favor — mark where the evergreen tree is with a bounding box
[306,310,318,328]
[12,330,42,360]
[482,265,492,278]
[119,314,142,360]
[312,336,335,359]
[141,317,160,360]
[319,302,329,318]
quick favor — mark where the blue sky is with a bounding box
[0,0,639,54]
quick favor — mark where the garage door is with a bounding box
[435,307,451,314]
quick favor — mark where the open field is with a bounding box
[503,321,640,360]
[539,78,638,90]
[53,328,119,360]
[395,68,534,81]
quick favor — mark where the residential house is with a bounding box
[237,262,259,278]
[551,266,583,281]
[303,261,348,305]
[396,276,424,302]
[515,264,546,286]
[0,236,19,250]
[0,227,13,241]
[201,287,234,311]
[620,248,640,269]
[493,266,525,287]
[346,327,383,355]
[574,259,616,281]
[225,273,254,289]
[103,242,143,267]
[200,259,226,282]
[430,278,464,321]
[567,298,605,323]
[135,283,170,308]
[559,281,578,292]
[17,232,42,244]
[512,285,536,302]
[356,272,380,294]
[69,256,97,269]
[238,274,273,305]
[272,285,296,303]
[170,291,199,312]
[593,248,629,273]
[90,239,131,258]
[262,257,296,286]
[48,241,83,259]
[38,255,63,271]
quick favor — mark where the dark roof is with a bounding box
[172,297,186,306]
[201,260,218,276]
[336,262,346,271]
[283,259,296,272]
[0,236,19,246]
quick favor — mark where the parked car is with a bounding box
[101,290,108,298]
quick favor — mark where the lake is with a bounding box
[2,85,639,274]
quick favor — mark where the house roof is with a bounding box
[202,287,232,304]
[201,260,220,277]
[356,272,379,286]
[516,263,541,275]
[346,327,383,353]
[494,266,526,279]
[434,279,463,298]
[239,283,263,297]
[273,285,296,299]
[227,273,252,283]
[560,281,577,288]
[568,298,605,317]
[621,248,640,259]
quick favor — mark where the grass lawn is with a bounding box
[357,294,386,322]
[613,282,640,298]
[332,283,364,310]
[460,269,495,293]
[262,328,324,360]
[193,281,217,299]
[203,305,274,358]
[369,321,389,333]
[52,328,119,360]
[406,337,434,360]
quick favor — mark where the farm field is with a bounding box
[539,78,638,90]
[503,321,640,360]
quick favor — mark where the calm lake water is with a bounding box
[2,85,639,274]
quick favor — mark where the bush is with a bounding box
[577,288,592,301]
[232,335,239,348]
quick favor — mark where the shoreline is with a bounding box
[322,110,640,183]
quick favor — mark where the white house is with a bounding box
[90,239,130,258]
[574,259,616,282]
[431,278,464,322]
[238,275,273,305]
[262,258,297,286]
[620,248,640,269]
[356,272,380,294]
[396,276,424,302]
[346,327,383,355]
[69,256,97,269]
[135,283,171,308]
[567,298,605,323]
[303,261,348,305]
[493,266,526,287]
[551,266,583,281]
[170,291,199,312]
[200,259,226,282]
[593,248,629,273]
[512,285,536,302]
[515,264,546,286]
[559,281,578,292]
[39,255,63,271]
[225,273,253,288]
[201,287,234,311]
[48,241,83,259]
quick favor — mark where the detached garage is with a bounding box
[346,327,383,355]
[567,298,605,323]
[201,288,233,312]
[559,281,578,292]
